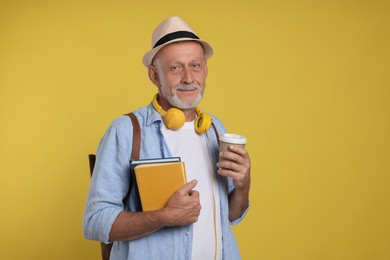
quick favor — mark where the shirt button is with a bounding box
[185,232,190,236]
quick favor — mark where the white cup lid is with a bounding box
[219,133,247,144]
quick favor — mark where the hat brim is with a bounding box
[142,38,213,67]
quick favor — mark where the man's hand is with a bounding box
[217,145,251,191]
[217,145,251,221]
[162,180,201,226]
[109,180,200,241]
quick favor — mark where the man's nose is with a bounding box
[181,67,195,84]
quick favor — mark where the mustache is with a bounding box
[175,85,200,91]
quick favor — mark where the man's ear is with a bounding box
[148,65,160,87]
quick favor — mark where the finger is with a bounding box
[217,160,244,172]
[217,167,239,179]
[179,179,198,194]
[189,190,200,198]
[227,145,250,159]
[219,153,241,165]
[220,152,251,170]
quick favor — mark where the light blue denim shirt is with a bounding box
[83,103,249,260]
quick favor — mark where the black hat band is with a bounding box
[153,31,200,48]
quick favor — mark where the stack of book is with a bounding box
[130,157,187,211]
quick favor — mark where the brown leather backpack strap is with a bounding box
[123,112,141,208]
[126,112,141,160]
[100,243,113,260]
[211,122,220,146]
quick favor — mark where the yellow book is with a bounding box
[134,161,187,211]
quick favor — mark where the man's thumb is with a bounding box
[180,179,197,194]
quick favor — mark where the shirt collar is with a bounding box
[146,102,163,126]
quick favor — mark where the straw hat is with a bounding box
[142,16,214,67]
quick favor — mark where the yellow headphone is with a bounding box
[152,94,212,134]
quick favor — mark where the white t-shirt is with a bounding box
[161,121,222,260]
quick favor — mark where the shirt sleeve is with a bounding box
[83,117,133,243]
[211,114,250,226]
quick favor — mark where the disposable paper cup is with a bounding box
[219,133,247,162]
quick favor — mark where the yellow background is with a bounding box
[1,0,389,259]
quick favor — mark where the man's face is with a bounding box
[151,41,208,110]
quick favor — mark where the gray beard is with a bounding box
[161,85,203,109]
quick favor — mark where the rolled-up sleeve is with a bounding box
[83,117,133,243]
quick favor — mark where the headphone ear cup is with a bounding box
[164,108,186,130]
[195,112,212,134]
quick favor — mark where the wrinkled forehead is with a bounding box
[152,41,205,66]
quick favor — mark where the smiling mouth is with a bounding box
[178,89,197,93]
[176,85,200,92]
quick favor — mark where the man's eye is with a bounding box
[191,63,201,70]
[170,65,181,71]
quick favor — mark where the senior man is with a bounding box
[83,16,251,260]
